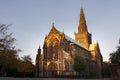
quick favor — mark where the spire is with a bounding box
[50,22,59,33]
[51,22,56,30]
[38,45,41,55]
[44,34,47,42]
[52,22,55,27]
[78,8,88,33]
[52,22,56,29]
[96,41,99,47]
[38,45,41,49]
[96,41,101,53]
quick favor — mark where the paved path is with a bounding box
[0,77,111,80]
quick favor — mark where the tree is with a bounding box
[0,24,35,77]
[73,53,86,75]
[109,40,120,65]
[0,24,20,76]
[0,24,16,50]
[18,55,34,77]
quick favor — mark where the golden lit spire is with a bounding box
[78,8,88,33]
[49,22,59,34]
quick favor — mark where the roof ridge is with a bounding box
[58,30,83,48]
[65,34,83,47]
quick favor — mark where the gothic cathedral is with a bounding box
[35,8,103,78]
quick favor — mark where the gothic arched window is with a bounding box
[65,61,69,71]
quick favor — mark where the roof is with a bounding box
[50,25,83,48]
[65,34,83,47]
[58,31,83,48]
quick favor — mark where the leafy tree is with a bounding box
[109,40,120,65]
[73,53,86,74]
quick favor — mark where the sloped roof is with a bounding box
[65,34,83,47]
[58,31,83,48]
[50,24,83,48]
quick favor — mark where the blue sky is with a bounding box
[0,0,120,63]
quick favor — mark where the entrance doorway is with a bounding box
[48,62,58,77]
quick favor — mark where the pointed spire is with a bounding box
[96,41,99,47]
[52,22,56,30]
[78,8,88,33]
[44,34,47,42]
[38,45,41,55]
[96,41,101,53]
[50,22,58,33]
[52,22,55,27]
[39,45,41,49]
[51,22,55,29]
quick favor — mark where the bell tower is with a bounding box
[75,8,92,50]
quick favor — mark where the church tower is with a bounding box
[35,8,103,78]
[75,8,92,50]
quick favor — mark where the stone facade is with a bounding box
[35,8,103,78]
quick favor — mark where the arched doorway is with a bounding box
[48,62,58,77]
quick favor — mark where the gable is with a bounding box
[45,25,84,49]
[45,26,61,47]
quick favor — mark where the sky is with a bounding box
[0,0,120,63]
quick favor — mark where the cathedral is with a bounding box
[35,8,103,78]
